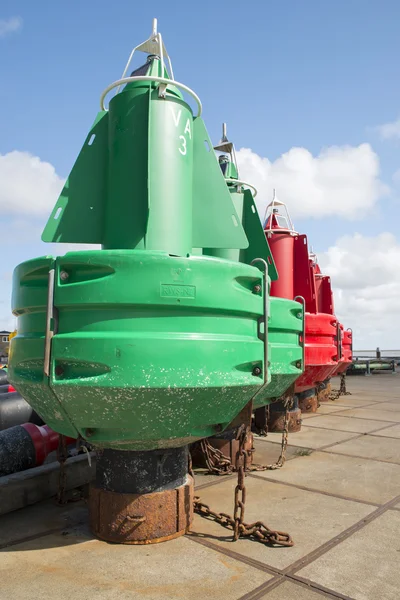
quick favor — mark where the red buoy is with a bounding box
[264,197,340,397]
[332,326,353,375]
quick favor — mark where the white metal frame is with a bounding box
[99,18,202,117]
[214,124,258,196]
[118,18,174,90]
[225,179,258,197]
[263,190,298,235]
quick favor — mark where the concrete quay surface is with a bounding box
[0,373,399,600]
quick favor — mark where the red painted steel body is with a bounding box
[269,233,295,299]
[21,423,75,467]
[265,210,339,393]
[331,326,353,376]
[295,312,338,392]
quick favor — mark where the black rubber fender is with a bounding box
[0,425,36,476]
[0,393,43,430]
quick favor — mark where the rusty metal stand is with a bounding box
[297,387,319,413]
[317,379,332,403]
[89,447,193,544]
[268,398,302,432]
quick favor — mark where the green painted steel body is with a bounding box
[205,183,303,407]
[261,297,303,407]
[41,62,248,254]
[104,61,193,253]
[10,250,269,449]
[9,50,304,452]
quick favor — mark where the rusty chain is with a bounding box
[340,373,351,396]
[199,396,293,476]
[192,424,293,547]
[329,388,340,401]
[330,373,351,400]
[233,425,248,540]
[193,497,293,546]
[250,397,292,471]
[200,439,233,476]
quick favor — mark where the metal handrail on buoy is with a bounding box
[347,327,353,354]
[250,258,269,402]
[294,295,306,371]
[336,322,342,360]
[225,179,258,197]
[100,76,202,117]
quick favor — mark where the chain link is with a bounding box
[200,398,293,475]
[251,395,293,471]
[200,439,233,476]
[191,406,294,548]
[193,497,293,546]
[330,373,351,400]
[340,373,351,396]
[233,426,249,539]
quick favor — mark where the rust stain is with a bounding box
[298,393,319,413]
[89,477,194,544]
[268,409,302,433]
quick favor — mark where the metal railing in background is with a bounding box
[350,348,399,376]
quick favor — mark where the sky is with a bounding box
[1,0,400,348]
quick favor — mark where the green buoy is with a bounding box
[8,20,303,544]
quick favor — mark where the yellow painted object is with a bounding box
[7,330,17,363]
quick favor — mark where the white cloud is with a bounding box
[392,168,400,184]
[319,233,400,348]
[0,152,101,250]
[237,144,388,221]
[375,117,400,140]
[1,219,43,244]
[0,17,22,38]
[0,146,396,352]
[47,243,102,254]
[0,152,101,331]
[0,275,14,332]
[0,151,65,217]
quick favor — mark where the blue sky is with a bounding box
[1,0,400,346]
